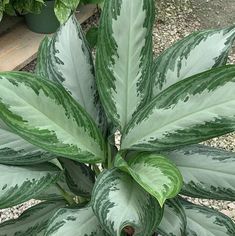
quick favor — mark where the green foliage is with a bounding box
[0,0,235,235]
[0,0,81,24]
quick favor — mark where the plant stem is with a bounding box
[56,183,75,205]
[93,164,101,176]
[107,144,113,169]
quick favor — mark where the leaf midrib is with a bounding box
[124,1,133,128]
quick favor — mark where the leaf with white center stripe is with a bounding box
[44,206,107,236]
[0,120,56,165]
[0,163,61,209]
[91,168,162,236]
[152,26,235,95]
[0,71,105,164]
[156,198,187,236]
[114,152,183,206]
[122,66,235,151]
[96,0,155,130]
[59,158,95,197]
[166,144,235,200]
[180,198,235,236]
[0,201,66,236]
[37,16,107,133]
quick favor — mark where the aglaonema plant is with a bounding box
[0,0,235,235]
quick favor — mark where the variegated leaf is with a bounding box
[37,16,106,133]
[36,36,51,79]
[122,66,235,151]
[0,201,66,236]
[59,0,80,10]
[0,163,61,209]
[0,71,105,164]
[44,206,106,236]
[54,0,71,24]
[92,168,162,236]
[59,158,95,197]
[96,0,155,130]
[166,144,235,200]
[0,120,56,165]
[156,198,187,236]
[152,26,235,95]
[114,152,182,206]
[180,199,235,236]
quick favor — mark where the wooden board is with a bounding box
[0,4,97,71]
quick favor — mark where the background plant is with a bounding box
[0,0,82,24]
[0,0,235,235]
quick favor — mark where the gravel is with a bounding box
[1,0,235,225]
[0,200,41,223]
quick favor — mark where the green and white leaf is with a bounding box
[96,0,155,130]
[36,36,51,79]
[166,144,235,200]
[0,201,66,236]
[59,158,95,197]
[0,163,61,209]
[152,26,235,95]
[0,120,56,165]
[59,0,80,10]
[37,16,106,132]
[122,66,235,151]
[54,0,71,24]
[180,199,235,236]
[92,168,162,236]
[156,198,187,236]
[44,206,106,236]
[0,71,105,163]
[115,152,182,206]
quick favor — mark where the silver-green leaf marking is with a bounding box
[0,201,66,236]
[166,144,235,200]
[115,152,183,206]
[44,206,106,236]
[0,120,56,165]
[152,26,235,95]
[0,163,61,209]
[92,168,162,236]
[156,198,187,236]
[0,71,105,164]
[96,0,155,130]
[37,16,107,133]
[122,66,235,151]
[181,198,235,236]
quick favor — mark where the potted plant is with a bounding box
[24,0,60,34]
[0,0,80,33]
[0,0,235,235]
